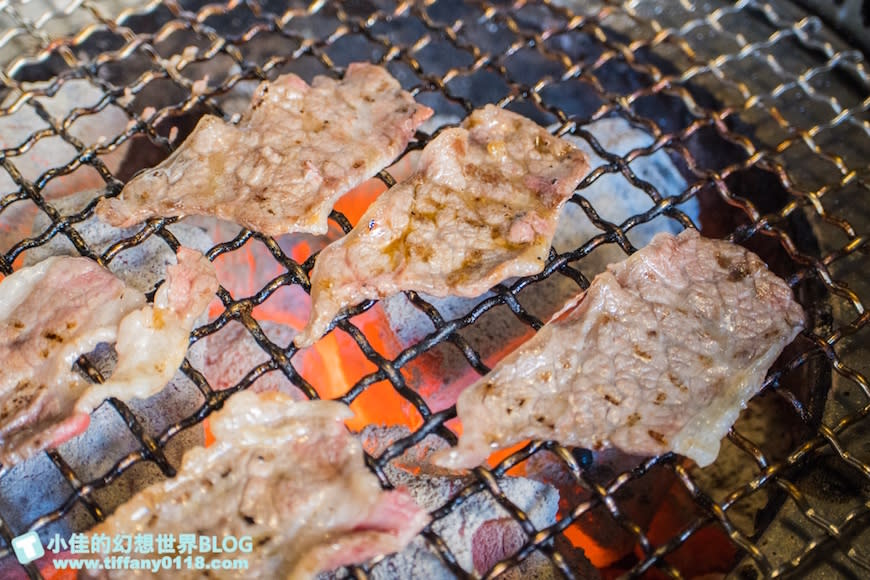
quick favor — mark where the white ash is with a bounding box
[20,195,213,435]
[555,116,697,261]
[188,319,306,399]
[417,112,462,136]
[20,187,212,453]
[73,340,208,438]
[0,78,132,255]
[217,78,261,119]
[352,426,563,578]
[58,335,208,467]
[24,189,213,293]
[0,447,79,545]
[359,425,469,510]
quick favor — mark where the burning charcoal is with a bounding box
[550,535,602,580]
[688,389,814,537]
[356,426,575,577]
[525,448,674,568]
[642,479,739,577]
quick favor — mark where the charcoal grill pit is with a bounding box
[0,0,869,578]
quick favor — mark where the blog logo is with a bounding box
[11,531,44,564]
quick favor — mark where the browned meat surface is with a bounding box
[434,230,805,469]
[0,248,217,467]
[86,391,430,579]
[295,105,589,346]
[95,63,433,236]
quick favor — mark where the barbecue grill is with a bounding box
[0,0,868,578]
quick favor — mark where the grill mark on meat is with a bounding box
[633,346,652,361]
[434,230,805,469]
[82,392,428,579]
[0,257,141,466]
[295,105,589,347]
[648,430,668,446]
[668,372,689,393]
[728,261,751,281]
[43,331,63,343]
[0,249,216,468]
[95,63,433,236]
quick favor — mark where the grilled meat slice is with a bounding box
[0,256,142,466]
[0,248,216,467]
[435,230,805,469]
[74,247,218,412]
[95,63,433,236]
[86,391,430,579]
[295,105,589,347]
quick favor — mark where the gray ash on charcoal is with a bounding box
[333,425,599,579]
[24,189,214,292]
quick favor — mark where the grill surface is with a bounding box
[0,0,869,578]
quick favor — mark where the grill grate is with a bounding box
[0,0,869,578]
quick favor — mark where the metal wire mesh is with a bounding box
[0,0,868,578]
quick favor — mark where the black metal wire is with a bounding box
[0,0,868,578]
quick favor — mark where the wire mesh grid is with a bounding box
[0,0,867,578]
